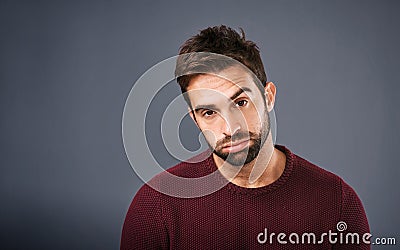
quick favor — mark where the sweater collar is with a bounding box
[203,144,295,196]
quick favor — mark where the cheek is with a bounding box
[243,105,264,131]
[243,117,260,132]
[198,125,220,148]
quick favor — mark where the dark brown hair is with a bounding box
[175,25,267,97]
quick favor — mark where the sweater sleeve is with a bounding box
[120,184,169,250]
[333,179,370,250]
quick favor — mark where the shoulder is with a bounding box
[133,150,217,198]
[284,146,367,215]
[277,145,343,189]
[293,153,363,202]
[157,150,214,178]
[293,150,343,188]
[278,145,366,209]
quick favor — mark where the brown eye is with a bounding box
[236,99,248,107]
[203,110,215,118]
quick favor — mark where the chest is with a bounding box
[163,192,339,249]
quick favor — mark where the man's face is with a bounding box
[186,67,271,166]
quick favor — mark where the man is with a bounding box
[121,25,370,249]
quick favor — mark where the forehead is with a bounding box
[186,66,261,105]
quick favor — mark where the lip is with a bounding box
[221,139,250,153]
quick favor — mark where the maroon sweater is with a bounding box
[121,145,370,249]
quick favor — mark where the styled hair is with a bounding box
[175,25,267,97]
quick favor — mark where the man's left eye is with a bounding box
[236,100,248,107]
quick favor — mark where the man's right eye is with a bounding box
[203,110,215,118]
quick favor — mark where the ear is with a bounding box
[264,82,276,112]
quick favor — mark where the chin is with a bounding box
[218,149,258,167]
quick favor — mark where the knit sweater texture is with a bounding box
[121,145,370,249]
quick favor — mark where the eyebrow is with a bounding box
[230,87,251,101]
[193,104,219,113]
[193,86,252,113]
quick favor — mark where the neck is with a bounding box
[212,133,286,188]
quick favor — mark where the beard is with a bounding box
[210,111,271,166]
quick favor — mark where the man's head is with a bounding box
[176,25,267,95]
[175,25,276,166]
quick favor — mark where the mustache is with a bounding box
[216,131,256,148]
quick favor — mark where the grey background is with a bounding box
[1,0,399,249]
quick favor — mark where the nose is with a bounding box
[221,109,245,136]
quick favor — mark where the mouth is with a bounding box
[221,139,250,154]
